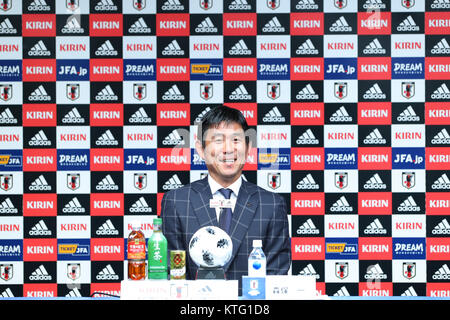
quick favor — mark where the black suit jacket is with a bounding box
[161,177,291,289]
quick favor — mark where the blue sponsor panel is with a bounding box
[0,240,23,261]
[191,148,207,170]
[257,58,290,80]
[123,59,156,81]
[190,59,223,80]
[57,149,90,171]
[324,58,357,80]
[124,149,157,170]
[325,238,358,260]
[391,57,425,79]
[57,239,90,261]
[325,148,358,169]
[392,147,425,169]
[56,60,89,81]
[392,238,426,260]
[257,148,291,170]
[0,60,21,81]
[0,150,22,171]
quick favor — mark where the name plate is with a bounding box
[265,275,317,300]
[121,280,239,300]
[242,277,266,300]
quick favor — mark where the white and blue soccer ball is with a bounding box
[189,226,233,268]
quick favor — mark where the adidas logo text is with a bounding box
[163,174,183,190]
[29,130,51,147]
[431,0,450,9]
[432,173,450,190]
[29,265,52,281]
[129,107,152,123]
[95,0,117,11]
[195,17,217,33]
[330,196,353,212]
[130,197,152,213]
[263,106,285,122]
[297,218,320,235]
[296,39,318,55]
[398,196,420,212]
[96,264,119,281]
[96,219,119,236]
[0,18,18,34]
[431,128,450,145]
[29,175,51,191]
[0,198,18,214]
[330,16,352,32]
[364,218,387,235]
[363,0,386,10]
[397,15,419,32]
[29,220,52,236]
[330,106,352,122]
[363,38,386,55]
[296,129,319,145]
[63,197,86,214]
[62,107,85,124]
[29,85,51,101]
[296,84,319,100]
[296,174,319,190]
[263,17,285,33]
[229,39,251,56]
[163,85,185,101]
[363,83,386,99]
[229,84,251,100]
[397,105,420,122]
[0,108,17,124]
[365,264,388,280]
[296,0,319,10]
[129,17,151,33]
[431,38,450,55]
[162,0,184,11]
[96,85,118,101]
[96,130,118,146]
[431,83,450,100]
[162,40,184,56]
[28,0,51,11]
[62,17,84,34]
[363,128,386,145]
[96,175,119,191]
[228,0,251,10]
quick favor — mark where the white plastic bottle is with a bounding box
[248,240,266,277]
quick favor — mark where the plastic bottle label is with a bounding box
[249,259,266,276]
[128,239,146,260]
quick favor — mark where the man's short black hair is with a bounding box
[197,105,249,149]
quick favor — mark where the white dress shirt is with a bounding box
[208,174,242,222]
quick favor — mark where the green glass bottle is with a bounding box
[148,218,168,280]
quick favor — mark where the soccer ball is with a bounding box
[189,226,233,268]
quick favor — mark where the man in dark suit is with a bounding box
[161,105,291,289]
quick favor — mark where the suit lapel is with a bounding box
[224,180,258,272]
[190,177,218,228]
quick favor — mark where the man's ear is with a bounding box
[195,139,205,160]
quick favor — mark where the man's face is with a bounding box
[196,121,250,186]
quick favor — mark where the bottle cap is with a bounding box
[131,220,141,230]
[153,218,162,225]
[253,240,262,247]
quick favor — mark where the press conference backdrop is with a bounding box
[0,0,449,298]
